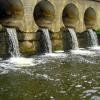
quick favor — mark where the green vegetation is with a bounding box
[96,29,100,35]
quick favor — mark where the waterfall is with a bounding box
[68,28,79,49]
[6,28,20,57]
[88,29,98,46]
[40,28,52,53]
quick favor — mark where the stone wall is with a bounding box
[0,0,100,57]
[20,0,100,32]
[1,0,99,32]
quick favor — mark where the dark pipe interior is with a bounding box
[0,0,12,19]
[62,3,79,27]
[33,0,55,27]
[84,7,96,28]
[0,0,23,20]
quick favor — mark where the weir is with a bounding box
[0,1,100,100]
[67,28,79,49]
[6,28,20,57]
[39,28,52,53]
[87,29,98,47]
[0,0,99,56]
[63,28,79,51]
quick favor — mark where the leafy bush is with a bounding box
[96,29,100,35]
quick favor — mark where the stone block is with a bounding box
[51,31,63,40]
[18,32,39,41]
[19,40,39,56]
[52,39,63,51]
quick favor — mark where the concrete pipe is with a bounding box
[33,0,55,28]
[84,7,96,29]
[62,3,79,28]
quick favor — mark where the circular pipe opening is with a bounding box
[62,3,79,27]
[33,0,55,28]
[0,0,24,21]
[84,7,96,29]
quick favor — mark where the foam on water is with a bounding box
[91,96,100,100]
[70,49,96,55]
[0,52,67,70]
[0,52,67,69]
[68,28,79,49]
[40,28,52,53]
[0,51,98,75]
[0,53,67,75]
[8,57,35,67]
[44,52,67,58]
[0,57,46,75]
[88,46,100,50]
[0,57,44,69]
[88,29,98,46]
[81,87,100,99]
[6,28,20,57]
[0,58,2,60]
[54,50,64,53]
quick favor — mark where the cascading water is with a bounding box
[0,29,99,100]
[1,28,34,67]
[40,28,52,53]
[68,28,79,49]
[88,29,98,47]
[6,28,20,57]
[67,28,95,55]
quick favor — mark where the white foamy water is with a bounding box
[0,57,44,70]
[6,28,20,57]
[0,53,67,75]
[70,49,96,55]
[0,51,98,75]
[8,57,35,67]
[0,52,67,70]
[40,28,52,53]
[44,52,67,58]
[0,58,2,60]
[81,87,100,99]
[91,96,100,100]
[0,57,46,75]
[54,50,64,53]
[68,28,79,49]
[88,29,98,46]
[88,46,100,50]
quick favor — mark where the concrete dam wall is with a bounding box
[0,0,100,56]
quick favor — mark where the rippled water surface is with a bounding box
[0,51,100,100]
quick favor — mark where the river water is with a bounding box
[0,51,100,100]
